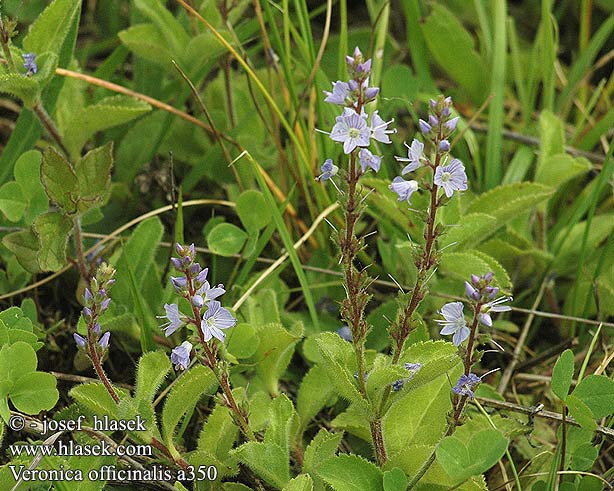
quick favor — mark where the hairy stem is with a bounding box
[32,102,70,157]
[73,217,90,284]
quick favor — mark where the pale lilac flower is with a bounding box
[201,300,236,342]
[98,332,110,349]
[419,119,432,134]
[437,301,469,346]
[22,53,37,75]
[364,86,379,100]
[439,140,450,152]
[158,303,187,336]
[429,115,438,127]
[74,333,86,348]
[195,268,209,285]
[479,296,512,327]
[170,276,188,292]
[389,177,419,204]
[324,81,350,105]
[395,139,423,174]
[356,58,371,75]
[445,116,459,132]
[453,373,480,398]
[330,111,370,154]
[346,46,363,67]
[359,148,381,173]
[170,341,192,370]
[317,159,339,181]
[465,281,480,301]
[370,110,395,144]
[392,379,405,391]
[196,281,226,303]
[404,362,422,373]
[434,158,468,198]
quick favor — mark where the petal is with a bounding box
[440,324,458,336]
[453,326,470,346]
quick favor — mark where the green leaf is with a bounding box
[134,0,190,55]
[567,394,597,431]
[265,394,295,456]
[297,365,335,426]
[10,371,59,414]
[318,454,384,491]
[33,211,73,271]
[63,95,151,156]
[162,364,216,446]
[0,73,39,107]
[551,349,574,401]
[197,404,239,469]
[570,442,599,471]
[572,375,614,418]
[283,475,314,491]
[383,468,408,491]
[0,182,28,222]
[440,213,498,249]
[315,332,369,413]
[113,216,164,310]
[0,341,38,382]
[74,142,113,213]
[232,442,290,489]
[134,351,171,403]
[535,154,592,189]
[23,0,81,56]
[465,182,554,227]
[118,24,174,68]
[421,4,488,103]
[69,383,121,419]
[254,322,301,396]
[303,429,343,475]
[14,150,43,200]
[440,250,512,290]
[207,223,248,257]
[436,429,508,485]
[225,323,259,359]
[236,190,272,232]
[41,146,78,213]
[2,229,40,273]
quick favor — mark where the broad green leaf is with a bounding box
[297,365,335,426]
[381,65,419,111]
[283,475,313,491]
[535,154,592,188]
[32,51,59,88]
[440,213,498,249]
[331,405,370,442]
[14,150,43,200]
[303,429,343,475]
[0,73,39,107]
[74,142,113,213]
[566,394,597,431]
[197,404,239,471]
[572,375,614,418]
[134,0,190,55]
[465,182,554,227]
[0,181,28,222]
[63,95,151,156]
[69,383,121,419]
[570,443,599,471]
[440,250,512,290]
[537,111,565,170]
[383,370,458,457]
[315,332,369,413]
[134,351,171,403]
[118,24,173,68]
[0,341,38,382]
[41,146,78,213]
[23,0,81,56]
[254,322,301,396]
[162,364,216,446]
[113,217,164,310]
[318,454,384,491]
[236,190,271,232]
[551,349,574,401]
[225,323,259,359]
[436,429,508,485]
[383,468,408,491]
[232,442,289,489]
[33,211,73,271]
[10,372,59,414]
[207,223,248,257]
[265,394,295,456]
[421,4,487,103]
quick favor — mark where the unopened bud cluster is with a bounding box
[74,263,116,353]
